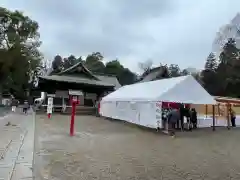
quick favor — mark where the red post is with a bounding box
[98,101,101,114]
[70,102,76,136]
[48,113,51,119]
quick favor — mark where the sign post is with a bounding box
[70,96,78,136]
[69,90,82,136]
[47,97,53,119]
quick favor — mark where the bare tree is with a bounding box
[138,59,153,72]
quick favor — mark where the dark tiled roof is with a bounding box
[139,66,169,83]
[41,62,121,89]
[39,75,114,87]
[58,62,99,80]
[94,74,121,89]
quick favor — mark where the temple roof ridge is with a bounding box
[58,61,99,80]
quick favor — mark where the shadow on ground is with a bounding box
[34,114,240,180]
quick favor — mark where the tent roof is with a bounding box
[102,75,216,105]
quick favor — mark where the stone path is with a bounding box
[0,111,34,180]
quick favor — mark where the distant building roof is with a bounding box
[94,74,121,90]
[138,66,170,83]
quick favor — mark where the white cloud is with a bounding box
[1,0,240,72]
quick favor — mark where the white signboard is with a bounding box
[47,94,55,97]
[69,90,83,96]
[47,97,53,114]
[155,101,162,121]
[47,106,53,114]
[155,101,162,129]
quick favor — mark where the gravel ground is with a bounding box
[0,106,10,117]
[34,114,240,180]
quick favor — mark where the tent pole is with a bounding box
[218,103,220,116]
[212,105,215,131]
[205,105,208,118]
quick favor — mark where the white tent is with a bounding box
[100,75,216,129]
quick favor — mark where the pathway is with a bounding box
[0,110,34,180]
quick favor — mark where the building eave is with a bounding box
[39,75,115,87]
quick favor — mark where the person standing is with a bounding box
[230,108,236,127]
[167,108,180,137]
[190,108,198,129]
[95,100,99,116]
[11,98,18,112]
[179,103,185,129]
[23,100,29,114]
[161,108,169,131]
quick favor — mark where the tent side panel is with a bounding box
[115,101,131,121]
[137,101,161,129]
[100,101,115,118]
[100,101,161,129]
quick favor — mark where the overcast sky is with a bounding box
[1,0,240,72]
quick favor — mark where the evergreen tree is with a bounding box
[0,7,42,101]
[51,55,63,73]
[218,38,240,97]
[201,53,219,95]
[219,38,239,64]
[204,53,217,71]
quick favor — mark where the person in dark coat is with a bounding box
[190,108,198,129]
[185,106,191,120]
[95,100,100,117]
[167,108,180,137]
[179,103,185,129]
[230,108,236,127]
[23,100,29,114]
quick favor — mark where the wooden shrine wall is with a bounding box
[191,104,240,118]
